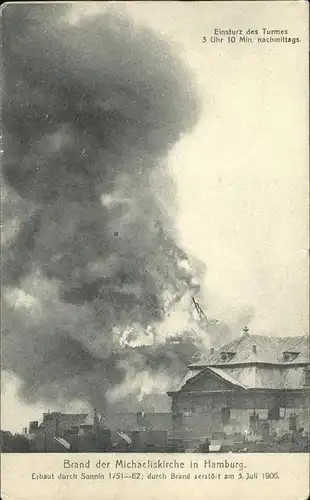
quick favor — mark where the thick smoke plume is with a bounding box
[1,4,205,412]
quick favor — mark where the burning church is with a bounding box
[168,327,309,440]
[1,5,308,457]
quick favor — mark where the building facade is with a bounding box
[168,328,309,442]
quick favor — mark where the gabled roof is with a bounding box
[208,367,248,389]
[116,431,132,445]
[175,368,203,391]
[175,366,248,392]
[189,334,309,367]
[54,437,71,449]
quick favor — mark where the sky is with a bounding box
[1,1,309,433]
[123,1,309,335]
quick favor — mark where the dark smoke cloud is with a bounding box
[1,4,204,411]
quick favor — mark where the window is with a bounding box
[304,367,310,387]
[289,414,298,431]
[249,413,259,432]
[268,407,280,421]
[172,412,183,428]
[280,408,286,419]
[282,351,299,362]
[221,407,231,424]
[220,352,236,362]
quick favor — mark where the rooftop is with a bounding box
[189,330,309,368]
[42,412,89,426]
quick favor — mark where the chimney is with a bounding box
[210,348,214,355]
[137,412,143,426]
[29,421,39,432]
[94,408,98,419]
[252,345,257,354]
[93,408,100,431]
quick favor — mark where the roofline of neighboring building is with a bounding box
[167,387,309,396]
[188,362,310,369]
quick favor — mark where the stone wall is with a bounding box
[171,391,309,438]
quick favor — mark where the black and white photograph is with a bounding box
[1,0,309,466]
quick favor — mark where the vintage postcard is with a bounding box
[1,1,309,499]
